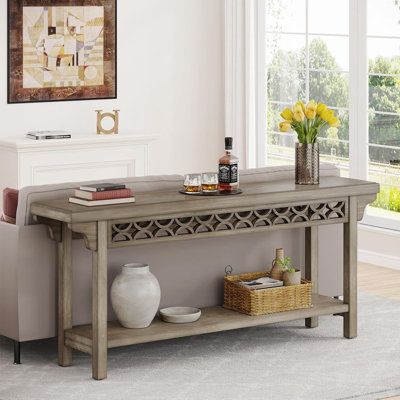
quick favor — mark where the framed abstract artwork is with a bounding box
[7,0,117,104]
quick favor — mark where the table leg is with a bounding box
[92,221,108,380]
[344,197,358,339]
[58,223,73,367]
[305,226,318,328]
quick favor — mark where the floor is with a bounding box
[358,263,400,400]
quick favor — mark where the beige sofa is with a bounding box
[0,164,343,361]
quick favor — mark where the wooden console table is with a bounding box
[30,176,379,380]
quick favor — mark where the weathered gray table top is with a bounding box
[30,176,379,224]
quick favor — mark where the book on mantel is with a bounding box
[26,131,71,140]
[69,183,135,207]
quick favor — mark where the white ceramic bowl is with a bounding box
[160,307,201,324]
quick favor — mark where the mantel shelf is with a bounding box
[0,132,159,152]
[65,295,348,353]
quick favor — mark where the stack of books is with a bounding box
[69,183,135,207]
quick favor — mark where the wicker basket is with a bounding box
[224,271,312,316]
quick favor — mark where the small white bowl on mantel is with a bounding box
[160,307,201,324]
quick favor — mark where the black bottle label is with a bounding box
[219,163,238,184]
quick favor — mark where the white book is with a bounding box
[28,130,70,136]
[69,197,136,207]
[26,130,71,140]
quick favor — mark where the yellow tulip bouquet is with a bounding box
[279,101,340,144]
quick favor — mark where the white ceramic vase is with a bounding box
[111,263,161,329]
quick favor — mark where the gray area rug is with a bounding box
[1,292,400,400]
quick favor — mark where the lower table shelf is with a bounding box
[65,295,348,354]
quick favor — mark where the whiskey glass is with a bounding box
[183,174,202,193]
[201,172,219,192]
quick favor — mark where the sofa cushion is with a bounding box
[2,188,19,224]
[17,163,340,226]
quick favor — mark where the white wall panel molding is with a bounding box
[30,160,136,186]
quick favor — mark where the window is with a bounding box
[366,0,400,227]
[265,0,350,176]
[263,0,400,229]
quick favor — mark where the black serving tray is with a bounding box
[179,189,243,196]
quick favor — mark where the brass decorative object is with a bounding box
[295,143,320,185]
[96,110,120,135]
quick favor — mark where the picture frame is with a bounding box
[7,0,117,104]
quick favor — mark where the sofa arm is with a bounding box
[0,223,57,342]
[0,222,20,340]
[17,225,57,341]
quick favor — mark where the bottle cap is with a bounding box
[225,137,233,150]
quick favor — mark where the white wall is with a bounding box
[0,0,225,175]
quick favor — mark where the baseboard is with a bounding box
[358,249,400,270]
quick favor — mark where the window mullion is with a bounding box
[256,0,266,167]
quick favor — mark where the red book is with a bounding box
[75,188,133,201]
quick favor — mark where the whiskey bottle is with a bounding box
[218,137,239,193]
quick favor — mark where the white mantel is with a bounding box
[0,133,158,152]
[0,133,158,200]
